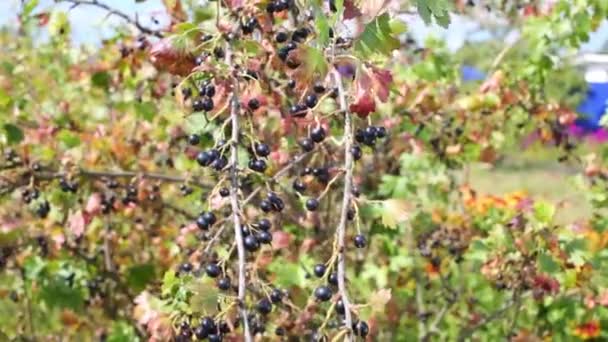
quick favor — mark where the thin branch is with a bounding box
[57,0,163,38]
[228,65,252,342]
[457,295,520,341]
[333,69,354,341]
[79,168,212,188]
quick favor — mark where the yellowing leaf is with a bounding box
[380,199,411,229]
[369,288,392,313]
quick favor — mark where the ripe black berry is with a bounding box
[313,263,326,277]
[248,98,260,110]
[287,79,296,89]
[213,47,225,59]
[260,199,272,212]
[205,263,221,278]
[202,212,216,225]
[217,277,231,291]
[207,334,222,342]
[306,198,319,211]
[275,31,288,43]
[292,27,310,42]
[194,326,208,340]
[270,288,283,303]
[202,83,216,97]
[277,47,290,61]
[192,98,205,112]
[196,215,210,230]
[196,151,214,167]
[335,299,345,315]
[310,126,326,142]
[201,97,214,111]
[299,138,314,152]
[249,159,267,173]
[376,126,387,138]
[256,298,272,315]
[353,234,366,248]
[219,187,230,197]
[212,156,228,170]
[290,103,307,117]
[304,94,318,108]
[351,145,362,161]
[268,193,285,211]
[244,235,260,251]
[314,286,332,302]
[188,134,200,145]
[257,218,271,231]
[257,231,273,244]
[313,83,326,93]
[353,321,369,337]
[255,143,270,157]
[328,272,338,286]
[180,262,193,273]
[292,179,306,193]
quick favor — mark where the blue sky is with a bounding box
[0,0,606,52]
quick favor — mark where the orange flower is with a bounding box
[573,320,601,339]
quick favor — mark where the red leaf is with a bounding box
[68,210,87,238]
[149,39,196,76]
[349,66,392,117]
[85,193,102,215]
[271,231,292,250]
[350,88,376,118]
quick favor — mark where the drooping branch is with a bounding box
[333,69,354,340]
[57,0,164,38]
[227,66,252,342]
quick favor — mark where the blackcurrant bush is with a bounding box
[314,286,332,302]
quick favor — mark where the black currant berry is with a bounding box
[299,138,315,152]
[275,31,288,43]
[310,126,326,143]
[255,143,270,157]
[305,198,319,211]
[248,98,260,110]
[260,199,272,212]
[292,179,306,193]
[188,134,200,145]
[249,159,267,173]
[314,286,332,302]
[304,94,318,108]
[351,145,362,161]
[257,218,271,231]
[219,187,230,197]
[244,235,260,251]
[202,83,216,97]
[376,126,387,138]
[353,321,369,337]
[217,277,231,291]
[313,263,326,278]
[328,272,338,286]
[192,98,205,112]
[202,212,216,225]
[201,97,214,111]
[256,298,273,315]
[180,262,193,273]
[212,156,228,170]
[335,298,345,315]
[196,215,210,230]
[205,263,221,278]
[207,334,222,342]
[270,288,283,303]
[257,231,273,244]
[287,79,296,89]
[196,151,214,167]
[353,234,366,248]
[313,83,326,93]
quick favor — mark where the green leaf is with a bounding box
[23,0,39,18]
[534,201,555,224]
[107,321,141,342]
[91,71,111,89]
[49,11,70,36]
[0,88,10,108]
[126,264,156,292]
[538,253,560,273]
[314,6,330,46]
[373,199,411,229]
[3,124,24,145]
[355,13,400,57]
[57,130,80,148]
[188,279,219,314]
[40,277,84,311]
[389,18,408,35]
[135,102,156,122]
[416,0,451,28]
[299,45,328,80]
[161,270,179,296]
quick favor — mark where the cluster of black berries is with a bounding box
[259,192,285,213]
[192,82,216,112]
[299,125,326,152]
[248,142,271,173]
[121,184,138,205]
[59,177,78,193]
[266,0,291,13]
[354,125,387,147]
[177,317,231,342]
[197,148,228,171]
[21,187,40,204]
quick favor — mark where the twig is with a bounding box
[457,296,520,341]
[332,69,354,341]
[228,63,252,342]
[80,169,212,188]
[57,0,163,37]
